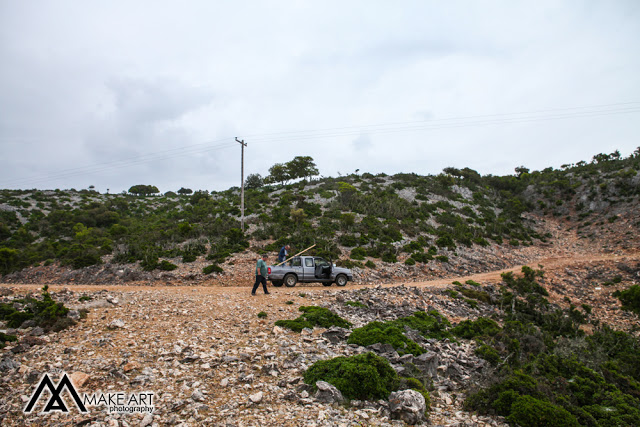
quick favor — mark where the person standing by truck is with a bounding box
[278,244,290,263]
[252,254,270,296]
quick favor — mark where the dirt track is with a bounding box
[2,252,637,295]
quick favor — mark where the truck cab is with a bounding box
[267,255,353,287]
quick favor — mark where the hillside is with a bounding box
[1,149,640,426]
[1,149,638,286]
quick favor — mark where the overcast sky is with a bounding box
[1,1,639,193]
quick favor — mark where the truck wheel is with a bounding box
[272,281,283,287]
[284,274,297,287]
[335,274,348,287]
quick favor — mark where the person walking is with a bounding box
[252,254,270,296]
[278,244,291,263]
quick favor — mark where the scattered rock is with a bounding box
[389,389,427,425]
[108,319,125,329]
[314,381,345,404]
[249,391,263,404]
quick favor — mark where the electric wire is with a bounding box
[2,101,639,188]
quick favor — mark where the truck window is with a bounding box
[315,257,329,267]
[304,258,314,267]
[290,257,302,267]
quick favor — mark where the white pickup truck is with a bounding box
[267,256,353,287]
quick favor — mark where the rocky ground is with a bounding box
[1,247,639,426]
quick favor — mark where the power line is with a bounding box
[2,139,237,188]
[2,101,639,188]
[240,101,640,139]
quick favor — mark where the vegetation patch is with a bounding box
[456,286,491,304]
[347,321,425,356]
[392,310,453,340]
[0,285,75,331]
[304,352,398,400]
[613,284,640,315]
[0,332,18,349]
[159,260,178,271]
[464,267,640,426]
[451,318,501,339]
[257,311,267,318]
[275,306,351,332]
[347,310,453,355]
[345,301,367,308]
[202,264,223,275]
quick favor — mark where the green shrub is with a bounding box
[392,310,453,340]
[345,301,367,308]
[381,252,397,263]
[451,318,501,339]
[410,252,433,263]
[159,260,178,271]
[0,332,17,348]
[475,344,501,365]
[404,257,416,266]
[456,287,491,304]
[445,289,459,298]
[348,322,425,356]
[464,298,479,309]
[435,255,449,262]
[507,395,579,427]
[0,286,73,331]
[350,247,367,260]
[285,300,294,305]
[182,253,197,263]
[203,264,223,275]
[275,306,351,332]
[365,260,376,269]
[304,352,398,400]
[257,311,267,318]
[613,285,640,315]
[78,295,92,302]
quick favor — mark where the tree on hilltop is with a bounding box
[128,185,160,196]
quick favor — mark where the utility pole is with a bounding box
[236,137,247,232]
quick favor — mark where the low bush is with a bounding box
[508,395,579,427]
[0,285,74,331]
[159,260,178,271]
[345,301,367,308]
[304,352,398,400]
[257,311,267,318]
[475,344,501,365]
[350,247,367,260]
[275,306,351,332]
[451,317,501,339]
[0,332,17,348]
[613,285,640,315]
[347,322,425,356]
[456,286,491,304]
[203,264,223,275]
